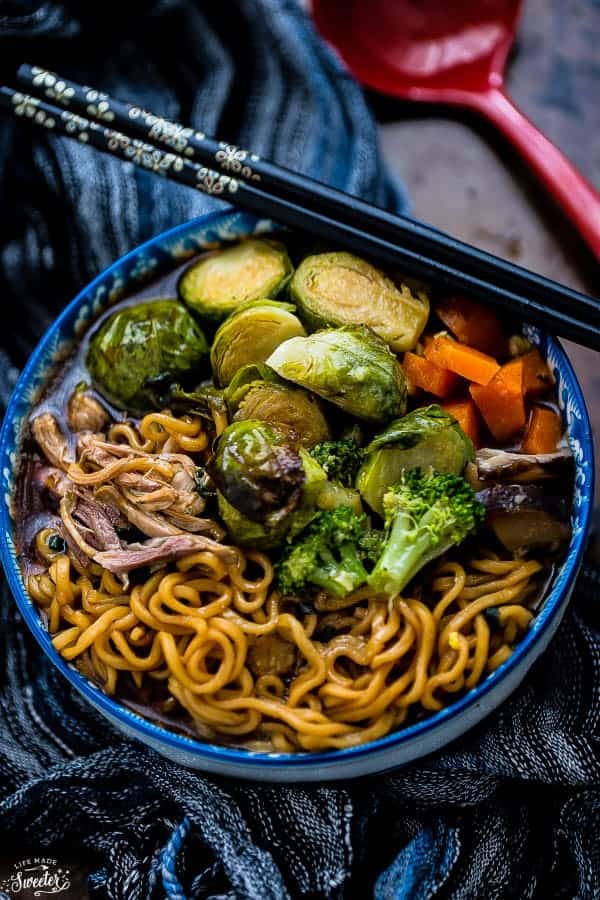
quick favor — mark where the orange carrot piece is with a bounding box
[470,368,526,442]
[521,349,553,398]
[521,406,562,454]
[436,296,506,356]
[501,349,553,401]
[402,352,459,398]
[425,335,500,385]
[441,399,482,448]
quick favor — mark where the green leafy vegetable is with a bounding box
[208,420,305,524]
[266,326,407,422]
[234,381,331,448]
[290,251,429,351]
[86,299,208,413]
[211,299,306,386]
[178,239,293,321]
[357,405,474,516]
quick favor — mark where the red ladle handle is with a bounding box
[475,88,600,262]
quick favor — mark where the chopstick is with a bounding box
[15,64,600,332]
[2,78,600,351]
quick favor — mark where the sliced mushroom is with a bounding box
[476,446,573,483]
[476,484,571,551]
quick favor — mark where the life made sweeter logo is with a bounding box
[0,858,71,897]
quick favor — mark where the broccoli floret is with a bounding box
[309,439,364,488]
[368,468,485,597]
[276,507,370,598]
[357,528,385,567]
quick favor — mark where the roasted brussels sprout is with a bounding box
[208,420,304,524]
[87,299,208,413]
[216,440,328,548]
[217,492,283,550]
[233,381,331,448]
[290,252,429,352]
[266,326,407,422]
[357,405,474,516]
[211,300,306,386]
[179,239,293,321]
[224,363,280,414]
[168,384,227,423]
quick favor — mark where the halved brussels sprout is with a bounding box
[211,300,306,387]
[87,299,208,413]
[266,326,407,423]
[290,252,429,352]
[224,363,280,416]
[233,381,331,448]
[179,239,293,321]
[357,405,474,516]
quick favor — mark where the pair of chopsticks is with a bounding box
[2,63,600,350]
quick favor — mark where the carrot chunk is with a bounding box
[521,406,562,454]
[441,399,482,448]
[402,352,459,398]
[470,365,526,442]
[425,335,500,385]
[521,349,553,398]
[436,296,506,356]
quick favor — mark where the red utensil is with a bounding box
[312,0,600,261]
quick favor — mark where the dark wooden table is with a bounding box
[375,0,600,558]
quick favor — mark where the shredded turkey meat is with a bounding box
[32,413,74,470]
[95,534,237,574]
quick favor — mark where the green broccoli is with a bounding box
[358,528,385,567]
[309,439,364,488]
[368,468,485,597]
[276,507,370,598]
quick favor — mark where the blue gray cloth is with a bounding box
[1,2,599,898]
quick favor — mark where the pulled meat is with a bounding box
[95,534,236,574]
[32,413,74,470]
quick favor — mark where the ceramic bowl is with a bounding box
[0,210,594,781]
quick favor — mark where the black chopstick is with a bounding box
[2,83,600,351]
[15,63,600,331]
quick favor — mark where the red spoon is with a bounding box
[312,0,600,261]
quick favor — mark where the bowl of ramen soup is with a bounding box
[0,210,593,781]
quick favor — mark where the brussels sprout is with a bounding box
[217,492,284,550]
[208,420,305,524]
[233,381,331,448]
[211,300,306,386]
[87,299,208,413]
[168,384,227,423]
[216,443,327,548]
[266,326,407,423]
[290,252,429,352]
[179,239,293,321]
[357,405,475,516]
[224,363,280,414]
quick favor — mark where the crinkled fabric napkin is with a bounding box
[1,2,600,898]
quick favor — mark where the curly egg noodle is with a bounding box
[26,412,544,753]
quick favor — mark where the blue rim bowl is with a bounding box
[0,210,594,781]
